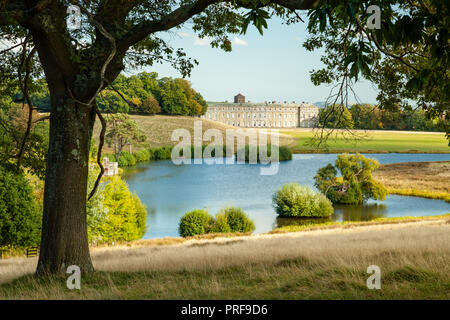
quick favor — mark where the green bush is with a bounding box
[118,151,136,167]
[238,145,292,162]
[179,209,214,237]
[314,154,387,205]
[189,144,231,159]
[147,148,156,160]
[133,149,150,163]
[220,207,255,233]
[153,146,173,160]
[279,146,293,161]
[97,177,147,242]
[178,207,255,237]
[272,183,334,218]
[209,213,232,233]
[0,166,42,247]
[104,153,116,162]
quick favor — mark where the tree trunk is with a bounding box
[36,83,96,275]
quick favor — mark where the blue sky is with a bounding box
[132,16,379,104]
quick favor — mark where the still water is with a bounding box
[122,153,450,238]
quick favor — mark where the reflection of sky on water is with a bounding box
[123,153,450,238]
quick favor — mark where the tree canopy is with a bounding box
[303,0,448,141]
[314,153,387,205]
[105,113,147,161]
[0,0,448,275]
[318,103,442,131]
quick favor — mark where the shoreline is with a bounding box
[2,214,448,261]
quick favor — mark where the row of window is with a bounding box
[208,113,297,119]
[209,106,300,112]
[225,121,298,127]
[205,113,316,120]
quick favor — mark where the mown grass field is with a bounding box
[94,115,449,153]
[282,129,450,153]
[1,219,449,299]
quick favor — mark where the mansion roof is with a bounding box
[207,101,318,109]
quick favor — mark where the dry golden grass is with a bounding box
[373,161,450,201]
[93,114,296,152]
[269,214,450,233]
[1,220,449,299]
[90,220,450,274]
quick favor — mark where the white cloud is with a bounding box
[232,37,248,46]
[177,31,191,38]
[194,37,211,46]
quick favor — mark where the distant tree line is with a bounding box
[23,72,208,117]
[319,104,445,132]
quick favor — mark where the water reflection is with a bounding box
[334,203,388,222]
[275,217,332,229]
[275,203,388,228]
[122,153,450,238]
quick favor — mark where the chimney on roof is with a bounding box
[234,93,245,104]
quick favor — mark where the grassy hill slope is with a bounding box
[93,115,449,154]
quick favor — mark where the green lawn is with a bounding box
[282,130,450,153]
[94,115,449,153]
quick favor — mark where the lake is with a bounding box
[122,153,450,238]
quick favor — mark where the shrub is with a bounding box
[133,149,150,163]
[191,144,230,159]
[104,153,116,162]
[98,177,147,242]
[314,153,387,205]
[238,145,292,162]
[209,213,231,233]
[153,146,173,160]
[179,209,214,237]
[118,151,136,167]
[220,207,255,233]
[279,146,293,161]
[0,166,42,247]
[133,194,148,237]
[272,183,334,218]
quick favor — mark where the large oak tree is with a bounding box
[0,0,447,275]
[0,0,317,275]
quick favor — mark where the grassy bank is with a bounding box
[282,129,449,153]
[373,161,450,202]
[1,218,449,299]
[270,214,450,233]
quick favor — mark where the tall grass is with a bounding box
[1,219,449,299]
[373,161,450,202]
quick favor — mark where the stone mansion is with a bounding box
[202,93,319,128]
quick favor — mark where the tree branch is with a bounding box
[16,38,37,171]
[88,106,106,201]
[0,0,54,26]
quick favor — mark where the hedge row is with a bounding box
[107,144,293,168]
[237,145,292,162]
[105,146,174,167]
